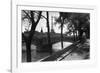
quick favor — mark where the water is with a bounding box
[22,41,72,62]
[22,40,89,62]
[52,42,72,52]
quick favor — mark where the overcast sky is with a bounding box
[22,11,69,34]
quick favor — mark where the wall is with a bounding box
[0,0,99,73]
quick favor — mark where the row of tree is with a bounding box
[55,12,90,49]
[22,10,90,62]
[22,10,53,62]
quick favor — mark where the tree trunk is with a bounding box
[26,39,31,62]
[74,30,76,42]
[24,11,42,62]
[61,20,63,49]
[22,33,32,62]
[78,29,83,43]
[46,12,52,53]
[73,31,75,42]
[76,30,78,41]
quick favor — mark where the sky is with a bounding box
[22,11,69,34]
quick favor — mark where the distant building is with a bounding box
[51,16,55,34]
[40,28,43,33]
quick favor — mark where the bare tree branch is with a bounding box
[34,11,47,19]
[35,11,42,24]
[23,10,31,19]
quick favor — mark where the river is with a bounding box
[22,41,89,62]
[22,41,72,62]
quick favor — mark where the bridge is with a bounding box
[22,32,78,53]
[31,35,75,52]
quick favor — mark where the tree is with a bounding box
[22,10,42,62]
[55,12,90,43]
[70,13,90,42]
[60,15,64,49]
[55,12,67,49]
[46,12,52,53]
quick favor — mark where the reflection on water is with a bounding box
[52,42,72,52]
[22,41,72,62]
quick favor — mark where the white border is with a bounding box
[12,1,97,73]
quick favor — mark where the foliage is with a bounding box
[55,12,90,41]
